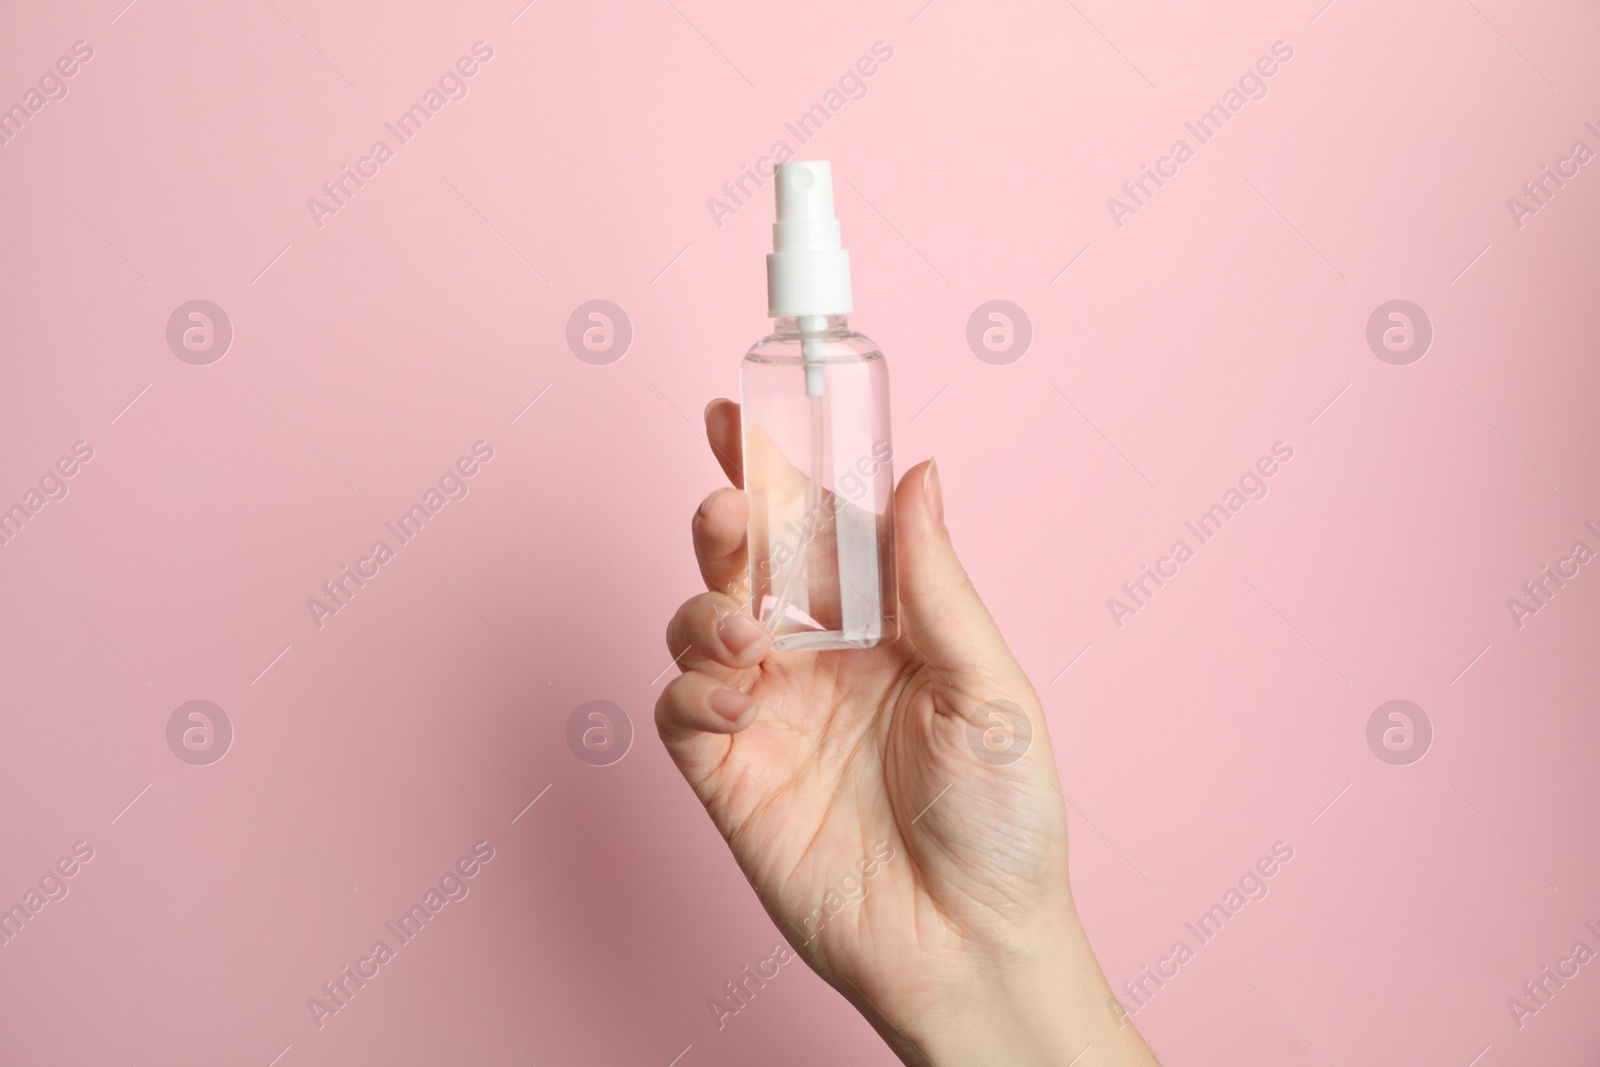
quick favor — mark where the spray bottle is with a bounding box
[741,161,897,650]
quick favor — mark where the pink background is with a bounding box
[2,0,1598,1063]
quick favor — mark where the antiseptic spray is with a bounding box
[740,161,897,650]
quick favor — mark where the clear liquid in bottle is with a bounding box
[741,314,896,651]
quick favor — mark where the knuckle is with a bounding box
[665,597,697,653]
[654,677,685,729]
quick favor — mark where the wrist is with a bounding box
[856,910,1157,1067]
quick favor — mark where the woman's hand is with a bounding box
[656,399,1160,1066]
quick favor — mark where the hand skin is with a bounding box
[656,399,1161,1067]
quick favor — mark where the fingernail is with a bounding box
[708,687,756,722]
[924,459,945,527]
[718,611,767,654]
[698,488,724,518]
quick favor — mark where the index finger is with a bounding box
[704,398,743,488]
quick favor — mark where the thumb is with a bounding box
[892,459,1022,685]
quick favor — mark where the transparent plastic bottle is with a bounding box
[742,162,897,651]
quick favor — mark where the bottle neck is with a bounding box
[773,314,849,338]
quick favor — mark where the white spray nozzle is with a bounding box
[767,161,853,321]
[774,162,839,248]
[776,160,834,218]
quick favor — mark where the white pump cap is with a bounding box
[766,161,853,318]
